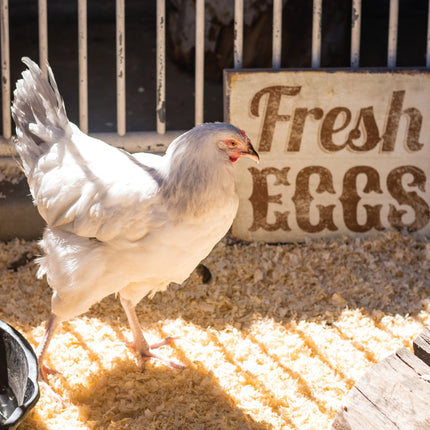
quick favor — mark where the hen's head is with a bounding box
[169,122,259,165]
[213,123,259,163]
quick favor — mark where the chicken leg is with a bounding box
[36,312,62,382]
[119,295,185,370]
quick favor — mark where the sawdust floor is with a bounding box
[1,230,430,429]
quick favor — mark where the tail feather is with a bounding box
[11,57,70,174]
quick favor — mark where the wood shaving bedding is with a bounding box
[0,230,429,429]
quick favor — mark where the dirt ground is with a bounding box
[1,230,429,429]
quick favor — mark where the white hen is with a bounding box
[11,57,259,380]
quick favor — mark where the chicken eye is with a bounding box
[229,140,237,147]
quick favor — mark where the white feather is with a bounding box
[12,58,244,321]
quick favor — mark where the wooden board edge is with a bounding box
[413,326,430,367]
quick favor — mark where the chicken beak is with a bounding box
[242,143,260,163]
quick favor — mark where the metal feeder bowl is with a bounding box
[0,321,39,429]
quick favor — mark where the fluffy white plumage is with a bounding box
[11,57,259,379]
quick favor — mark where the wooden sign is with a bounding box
[224,69,430,242]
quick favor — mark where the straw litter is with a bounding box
[0,230,429,429]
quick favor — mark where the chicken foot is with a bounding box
[120,295,185,370]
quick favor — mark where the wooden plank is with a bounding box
[396,344,430,375]
[332,347,430,429]
[413,326,430,366]
[332,387,399,430]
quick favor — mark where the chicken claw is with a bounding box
[121,296,185,370]
[39,364,62,383]
[127,338,186,370]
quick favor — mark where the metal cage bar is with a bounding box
[350,0,361,67]
[116,0,126,136]
[234,0,243,68]
[312,0,322,68]
[272,0,282,68]
[195,0,205,125]
[78,0,88,134]
[156,0,166,134]
[387,0,398,67]
[427,0,430,67]
[1,0,10,139]
[38,0,48,77]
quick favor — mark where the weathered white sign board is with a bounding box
[224,69,430,242]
